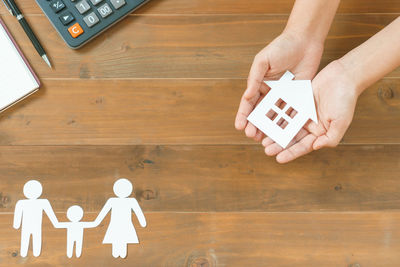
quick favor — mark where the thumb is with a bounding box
[244,54,269,100]
[313,120,346,150]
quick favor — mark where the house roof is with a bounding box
[264,71,318,123]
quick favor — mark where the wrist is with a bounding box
[282,25,325,48]
[337,55,367,96]
[283,0,340,46]
[280,28,325,58]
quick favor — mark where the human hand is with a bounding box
[235,31,324,142]
[262,60,360,163]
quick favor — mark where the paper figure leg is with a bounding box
[32,231,42,257]
[20,230,30,257]
[67,240,74,258]
[120,243,127,258]
[75,239,82,258]
[112,243,119,258]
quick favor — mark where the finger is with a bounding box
[260,82,271,95]
[234,92,260,130]
[304,120,326,136]
[235,85,269,131]
[235,67,271,131]
[264,128,308,156]
[265,143,284,156]
[245,95,266,139]
[253,130,265,142]
[244,54,269,100]
[313,120,346,150]
[276,134,317,164]
[262,137,274,147]
[245,122,258,138]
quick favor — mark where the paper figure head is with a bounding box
[67,205,84,222]
[113,178,132,198]
[23,180,42,199]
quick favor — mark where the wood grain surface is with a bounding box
[0,0,399,266]
[0,79,398,145]
[3,0,400,15]
[0,13,399,79]
[0,145,399,213]
[2,212,400,266]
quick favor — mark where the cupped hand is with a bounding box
[235,31,324,142]
[262,60,360,163]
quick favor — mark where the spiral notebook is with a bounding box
[0,18,40,113]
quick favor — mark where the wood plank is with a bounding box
[0,79,398,145]
[2,212,400,266]
[0,14,399,79]
[0,145,398,212]
[4,0,400,15]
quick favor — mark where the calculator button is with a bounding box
[83,12,99,27]
[59,11,75,25]
[68,23,84,38]
[90,0,103,5]
[110,0,125,9]
[50,0,66,13]
[75,0,91,14]
[97,3,113,18]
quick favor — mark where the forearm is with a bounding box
[284,0,340,43]
[339,17,400,95]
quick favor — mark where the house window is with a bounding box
[265,98,298,130]
[275,99,287,110]
[285,107,298,119]
[277,118,288,129]
[266,109,278,121]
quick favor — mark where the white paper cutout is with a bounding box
[55,205,96,258]
[13,178,147,259]
[247,70,318,148]
[13,180,59,257]
[93,178,147,258]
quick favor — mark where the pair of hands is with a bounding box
[235,32,359,163]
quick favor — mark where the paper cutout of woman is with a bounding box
[93,178,147,258]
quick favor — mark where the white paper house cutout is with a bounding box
[247,71,318,148]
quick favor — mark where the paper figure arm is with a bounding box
[43,199,59,227]
[54,222,69,228]
[131,198,146,227]
[93,199,112,227]
[81,222,97,228]
[13,201,23,229]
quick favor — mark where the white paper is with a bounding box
[13,180,58,257]
[247,71,317,148]
[0,23,39,111]
[93,178,147,258]
[13,178,147,259]
[55,205,96,258]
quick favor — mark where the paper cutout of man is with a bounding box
[13,180,59,257]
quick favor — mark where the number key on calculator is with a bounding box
[36,0,150,49]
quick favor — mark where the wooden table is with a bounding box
[0,0,399,266]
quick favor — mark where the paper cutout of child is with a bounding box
[55,205,96,258]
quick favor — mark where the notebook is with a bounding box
[0,18,40,113]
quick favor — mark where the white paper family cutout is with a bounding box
[13,178,147,259]
[247,71,318,148]
[13,180,59,257]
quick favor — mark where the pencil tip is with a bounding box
[42,55,52,69]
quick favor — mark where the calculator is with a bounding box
[35,0,149,49]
